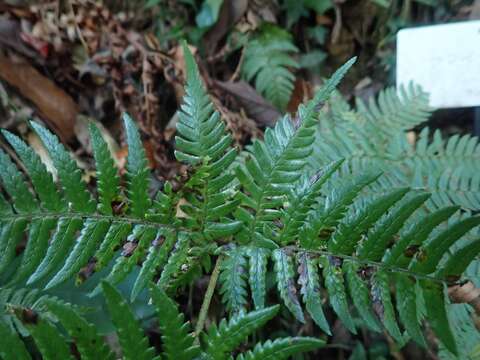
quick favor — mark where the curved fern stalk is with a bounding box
[235,57,356,250]
[242,24,299,110]
[203,305,279,360]
[235,337,324,360]
[175,41,241,241]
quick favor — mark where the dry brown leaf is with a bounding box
[0,56,78,141]
[215,80,281,127]
[204,0,248,54]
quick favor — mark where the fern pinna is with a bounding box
[0,42,479,357]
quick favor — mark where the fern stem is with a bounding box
[289,247,462,286]
[194,255,223,340]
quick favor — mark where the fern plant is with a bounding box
[1,282,323,359]
[310,84,480,212]
[0,42,479,358]
[242,24,299,110]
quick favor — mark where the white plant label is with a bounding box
[397,21,480,109]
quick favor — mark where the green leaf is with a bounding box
[301,172,380,249]
[328,187,409,254]
[421,280,457,354]
[46,219,110,289]
[204,305,280,359]
[395,275,426,347]
[344,261,381,332]
[150,286,200,360]
[89,123,120,215]
[0,219,27,274]
[101,281,158,360]
[106,225,157,287]
[437,238,480,278]
[219,245,248,312]
[27,217,83,284]
[10,218,57,284]
[30,121,95,213]
[371,270,403,342]
[236,337,324,360]
[158,231,191,290]
[384,205,459,267]
[123,113,151,218]
[195,0,223,27]
[322,258,356,333]
[46,300,115,360]
[278,159,343,245]
[273,248,305,323]
[13,307,74,360]
[0,149,37,213]
[2,130,65,211]
[297,252,330,334]
[131,229,176,301]
[410,216,480,274]
[357,192,430,261]
[246,246,269,309]
[0,321,31,360]
[242,24,299,109]
[93,222,132,273]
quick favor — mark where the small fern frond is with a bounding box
[236,337,325,360]
[46,300,115,360]
[102,281,159,360]
[175,42,240,240]
[204,305,279,360]
[236,58,355,249]
[242,24,299,110]
[150,285,200,360]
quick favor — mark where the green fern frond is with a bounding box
[311,83,480,212]
[242,24,299,110]
[236,337,325,360]
[175,41,241,241]
[102,281,159,360]
[235,57,355,249]
[204,305,279,359]
[1,47,480,357]
[150,285,200,360]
